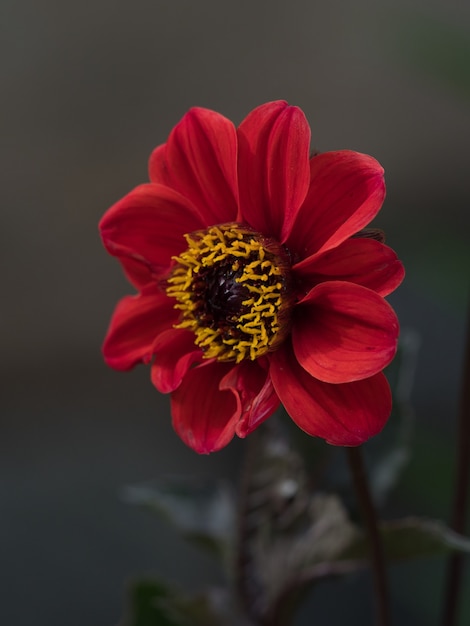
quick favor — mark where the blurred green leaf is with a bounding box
[120,579,237,626]
[344,517,470,563]
[122,477,235,560]
[120,579,185,626]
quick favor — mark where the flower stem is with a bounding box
[235,430,264,625]
[347,446,391,626]
[441,302,470,626]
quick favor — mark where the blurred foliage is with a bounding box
[388,8,470,99]
[346,517,470,561]
[119,321,469,624]
[123,478,234,562]
[119,579,236,626]
[122,415,470,625]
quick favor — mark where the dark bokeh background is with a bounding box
[2,1,469,624]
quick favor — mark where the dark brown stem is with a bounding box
[347,446,391,626]
[441,302,470,626]
[235,430,264,625]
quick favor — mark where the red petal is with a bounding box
[287,151,385,260]
[119,256,154,290]
[270,343,392,445]
[152,108,239,224]
[237,101,311,241]
[100,184,204,275]
[171,361,241,454]
[294,238,405,296]
[151,329,202,393]
[292,281,399,383]
[220,360,280,438]
[238,101,289,232]
[103,288,177,370]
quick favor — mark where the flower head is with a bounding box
[100,101,404,453]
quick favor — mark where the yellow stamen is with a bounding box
[166,223,292,362]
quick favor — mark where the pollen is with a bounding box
[166,223,293,363]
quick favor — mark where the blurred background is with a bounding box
[1,0,469,624]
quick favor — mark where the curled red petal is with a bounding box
[158,107,239,224]
[294,237,405,297]
[102,288,177,371]
[151,329,202,393]
[270,343,392,445]
[171,361,241,454]
[237,101,311,241]
[100,183,204,275]
[287,151,385,260]
[220,359,280,438]
[292,281,399,384]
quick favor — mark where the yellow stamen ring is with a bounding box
[166,223,293,363]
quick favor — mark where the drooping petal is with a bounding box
[237,101,311,242]
[103,288,177,371]
[270,343,392,445]
[151,329,202,393]
[220,359,280,438]
[151,108,239,224]
[292,281,399,383]
[287,151,385,260]
[100,184,204,275]
[171,361,241,454]
[294,237,405,296]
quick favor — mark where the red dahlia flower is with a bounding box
[100,101,404,454]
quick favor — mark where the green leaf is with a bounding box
[120,579,186,626]
[120,579,242,626]
[122,477,235,560]
[344,517,470,563]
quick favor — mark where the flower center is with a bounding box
[166,223,293,363]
